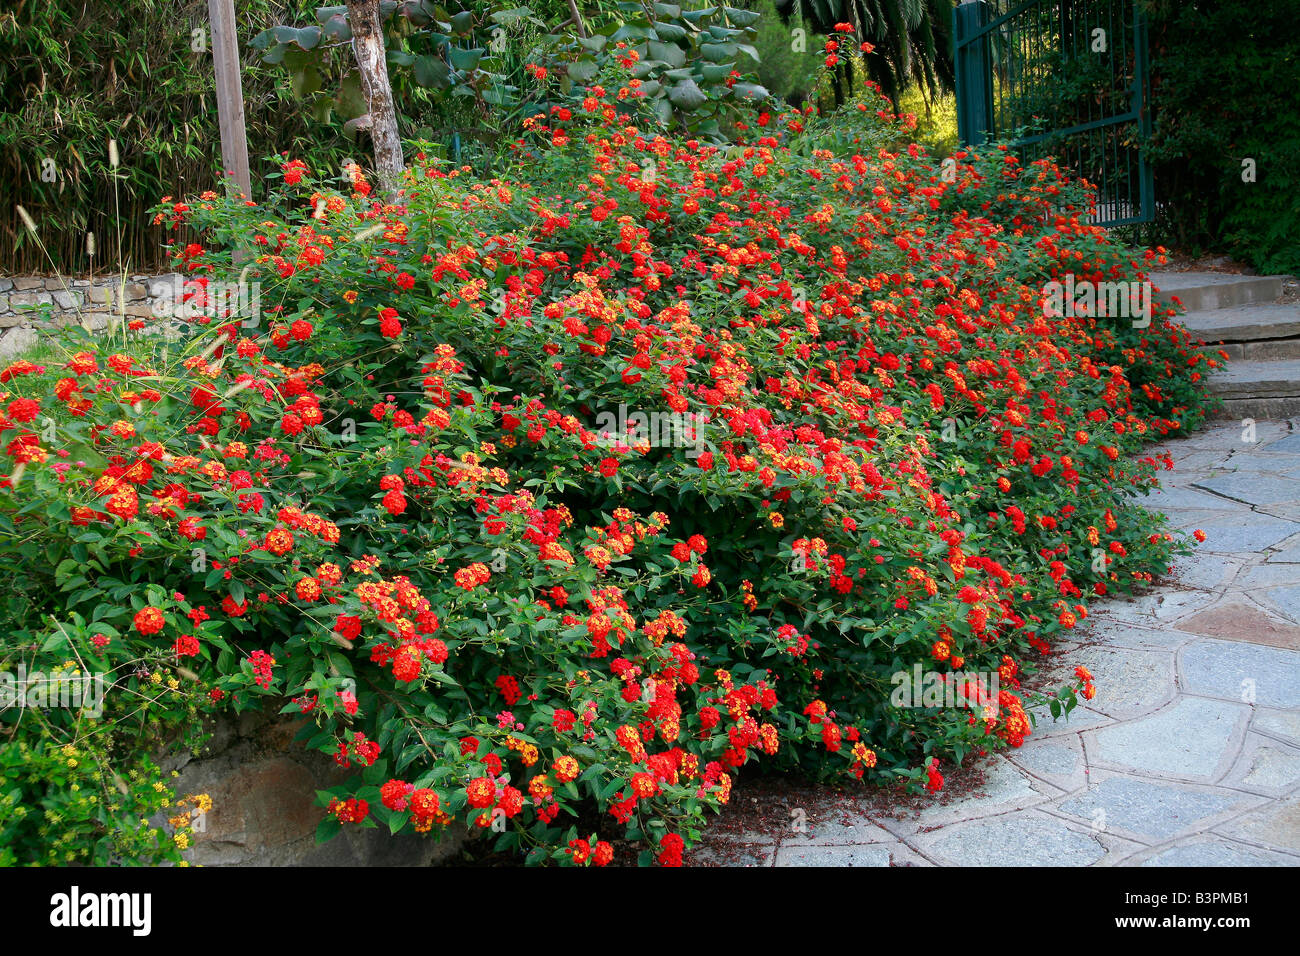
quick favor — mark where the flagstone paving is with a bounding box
[689,419,1300,867]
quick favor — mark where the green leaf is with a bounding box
[700,41,738,63]
[291,67,322,99]
[448,47,484,71]
[413,54,451,89]
[315,815,341,844]
[566,58,599,83]
[723,7,760,28]
[647,40,687,68]
[729,82,767,101]
[668,78,708,111]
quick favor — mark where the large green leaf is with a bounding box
[448,47,484,71]
[723,6,761,28]
[291,67,322,99]
[668,78,708,110]
[647,40,687,68]
[729,81,768,102]
[566,58,599,83]
[449,11,474,35]
[700,41,738,62]
[653,22,690,42]
[413,54,451,90]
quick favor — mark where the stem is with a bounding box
[567,0,588,38]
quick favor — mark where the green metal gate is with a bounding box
[953,0,1154,227]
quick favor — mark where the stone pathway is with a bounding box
[691,418,1300,867]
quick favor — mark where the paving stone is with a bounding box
[1098,588,1217,626]
[696,829,775,846]
[1193,473,1300,507]
[1180,638,1300,706]
[783,816,894,846]
[1175,517,1300,553]
[1087,697,1248,781]
[1168,553,1244,591]
[1143,484,1247,512]
[1054,774,1246,841]
[688,842,775,867]
[916,813,1107,866]
[1182,421,1289,451]
[1263,433,1300,456]
[1214,793,1300,853]
[1138,838,1300,867]
[1166,509,1242,533]
[1259,586,1300,631]
[1007,736,1085,790]
[1221,735,1300,795]
[1255,503,1300,525]
[1253,708,1300,746]
[1177,603,1300,650]
[1086,621,1200,651]
[888,757,1053,832]
[1147,449,1234,473]
[773,844,894,867]
[1025,702,1114,738]
[1061,645,1175,718]
[1233,562,1300,590]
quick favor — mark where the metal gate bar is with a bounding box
[953,0,1153,227]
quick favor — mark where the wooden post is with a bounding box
[208,0,253,201]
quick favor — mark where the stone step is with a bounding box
[1214,339,1300,362]
[1182,303,1300,342]
[1151,271,1288,312]
[1214,395,1300,420]
[1209,358,1300,397]
[1209,360,1300,421]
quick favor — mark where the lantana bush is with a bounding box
[0,56,1216,865]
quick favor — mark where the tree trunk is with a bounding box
[345,0,404,195]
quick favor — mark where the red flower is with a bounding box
[466,776,496,809]
[6,397,39,423]
[328,797,369,823]
[381,779,414,811]
[248,649,275,688]
[134,607,165,636]
[657,832,685,866]
[172,634,200,658]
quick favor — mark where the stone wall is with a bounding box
[164,711,469,867]
[0,273,183,360]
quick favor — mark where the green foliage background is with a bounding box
[0,0,362,274]
[1139,0,1299,273]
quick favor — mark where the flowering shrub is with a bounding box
[0,56,1216,865]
